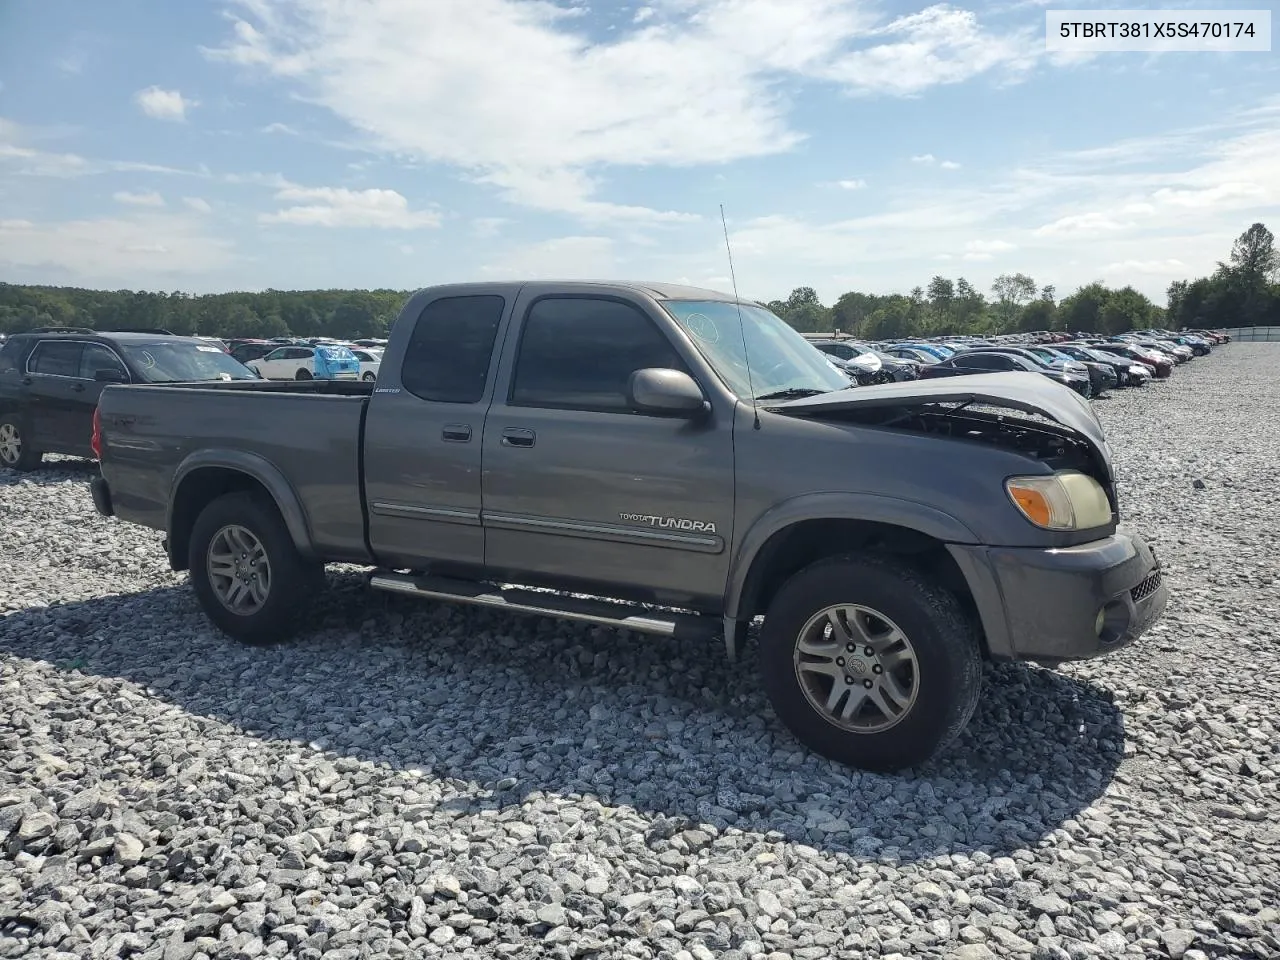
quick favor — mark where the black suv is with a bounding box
[0,327,258,471]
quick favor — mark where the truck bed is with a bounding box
[97,379,374,563]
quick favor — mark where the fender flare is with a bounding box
[168,449,317,560]
[724,492,981,620]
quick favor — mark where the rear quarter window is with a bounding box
[401,295,506,403]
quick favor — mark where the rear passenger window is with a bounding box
[510,298,686,413]
[402,295,505,403]
[29,341,83,377]
[961,355,1004,370]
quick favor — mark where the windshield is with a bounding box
[660,300,850,400]
[122,341,259,383]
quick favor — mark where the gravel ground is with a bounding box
[2,344,1278,960]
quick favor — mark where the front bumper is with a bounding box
[91,474,114,517]
[948,530,1168,665]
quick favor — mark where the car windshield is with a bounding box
[122,341,258,382]
[317,345,356,361]
[660,300,850,400]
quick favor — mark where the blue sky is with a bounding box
[0,0,1276,306]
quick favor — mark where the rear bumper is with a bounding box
[948,530,1168,665]
[90,474,114,517]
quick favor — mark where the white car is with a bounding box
[247,344,361,381]
[349,347,382,381]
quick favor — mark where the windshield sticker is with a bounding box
[683,312,719,344]
[196,345,221,352]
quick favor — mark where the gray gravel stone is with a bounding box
[3,346,1280,959]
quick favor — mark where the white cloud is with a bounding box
[0,143,91,177]
[183,197,213,213]
[670,100,1280,303]
[912,153,961,168]
[471,216,511,238]
[134,86,195,122]
[835,178,867,190]
[114,190,166,207]
[962,238,1015,260]
[480,236,617,278]
[259,185,441,228]
[204,0,1043,219]
[633,6,656,23]
[0,214,235,285]
[1103,259,1187,275]
[1033,212,1127,237]
[262,122,298,135]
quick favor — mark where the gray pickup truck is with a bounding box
[91,281,1168,771]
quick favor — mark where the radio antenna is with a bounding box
[720,204,760,430]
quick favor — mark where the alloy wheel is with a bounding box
[793,604,919,733]
[0,423,21,466]
[206,524,272,615]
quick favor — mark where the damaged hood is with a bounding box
[768,372,1114,469]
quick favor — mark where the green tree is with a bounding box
[831,291,880,335]
[1059,282,1110,333]
[862,297,916,340]
[991,273,1037,327]
[1018,299,1057,333]
[953,278,987,330]
[1099,286,1154,334]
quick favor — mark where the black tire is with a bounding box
[362,371,376,382]
[295,368,313,381]
[187,491,323,645]
[758,554,982,772]
[0,415,43,471]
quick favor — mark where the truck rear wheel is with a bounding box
[758,555,982,772]
[187,491,322,645]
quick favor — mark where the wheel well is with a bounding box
[169,468,271,571]
[738,519,987,655]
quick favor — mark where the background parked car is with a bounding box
[349,347,382,381]
[247,343,361,381]
[0,329,259,470]
[916,349,1092,396]
[229,340,277,365]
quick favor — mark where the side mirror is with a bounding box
[627,368,710,418]
[94,368,128,383]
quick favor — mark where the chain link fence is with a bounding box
[1213,326,1280,342]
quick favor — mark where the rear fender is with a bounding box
[169,449,317,562]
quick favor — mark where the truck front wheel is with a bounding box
[187,491,323,645]
[758,555,982,772]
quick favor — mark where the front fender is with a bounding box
[169,449,317,560]
[724,492,981,619]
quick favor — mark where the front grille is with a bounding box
[1131,569,1162,603]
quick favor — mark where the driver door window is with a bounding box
[79,344,129,381]
[509,297,687,413]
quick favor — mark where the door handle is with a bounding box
[442,423,472,442]
[72,383,85,393]
[501,427,536,448]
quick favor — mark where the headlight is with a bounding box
[1005,470,1113,530]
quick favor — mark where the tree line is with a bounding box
[767,223,1280,338]
[2,223,1277,340]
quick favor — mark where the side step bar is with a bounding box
[368,571,720,642]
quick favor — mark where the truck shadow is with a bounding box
[0,571,1124,863]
